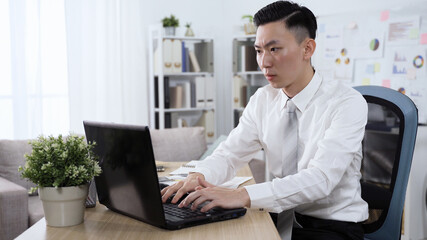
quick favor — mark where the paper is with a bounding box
[346,29,384,59]
[169,160,200,175]
[168,161,253,189]
[390,46,426,78]
[354,59,385,86]
[162,176,253,189]
[388,16,420,46]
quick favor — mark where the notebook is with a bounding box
[83,121,247,230]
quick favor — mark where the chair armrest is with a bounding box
[0,177,29,240]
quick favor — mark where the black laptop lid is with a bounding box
[83,121,166,228]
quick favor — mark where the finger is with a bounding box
[172,185,190,204]
[160,185,170,195]
[178,190,201,208]
[200,201,217,212]
[161,182,182,203]
[191,195,209,211]
[197,177,215,188]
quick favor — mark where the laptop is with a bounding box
[83,121,247,230]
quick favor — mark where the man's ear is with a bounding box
[303,39,316,60]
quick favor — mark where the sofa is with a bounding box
[0,126,264,240]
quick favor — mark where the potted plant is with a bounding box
[242,14,256,35]
[18,134,101,227]
[162,14,179,36]
[185,22,194,37]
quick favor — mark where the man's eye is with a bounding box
[256,49,262,54]
[271,47,277,52]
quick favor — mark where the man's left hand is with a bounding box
[178,177,251,212]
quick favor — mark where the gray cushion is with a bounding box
[0,177,28,240]
[28,196,44,226]
[150,127,207,162]
[0,140,37,192]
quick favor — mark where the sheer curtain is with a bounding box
[0,0,147,139]
[0,0,69,139]
[64,0,147,134]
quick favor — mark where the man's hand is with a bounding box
[178,177,251,212]
[161,172,205,204]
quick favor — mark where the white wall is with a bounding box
[139,0,427,135]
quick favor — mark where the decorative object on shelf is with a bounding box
[242,15,256,35]
[185,22,195,37]
[162,14,179,36]
[18,134,102,227]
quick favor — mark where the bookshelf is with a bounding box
[148,25,216,143]
[232,35,267,127]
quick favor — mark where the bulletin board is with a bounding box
[313,5,427,124]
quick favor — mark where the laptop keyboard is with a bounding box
[163,204,208,219]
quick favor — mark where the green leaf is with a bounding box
[19,134,102,188]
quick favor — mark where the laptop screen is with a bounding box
[83,121,166,227]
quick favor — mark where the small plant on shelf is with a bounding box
[185,22,194,37]
[242,14,256,35]
[162,14,179,36]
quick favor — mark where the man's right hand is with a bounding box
[161,172,205,204]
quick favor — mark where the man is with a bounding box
[161,1,368,239]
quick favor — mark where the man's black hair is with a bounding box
[253,1,317,43]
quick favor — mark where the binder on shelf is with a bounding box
[205,76,215,107]
[240,45,246,72]
[195,77,205,107]
[194,41,214,72]
[244,46,258,71]
[185,47,190,72]
[191,81,196,107]
[182,81,192,108]
[196,110,215,143]
[163,39,173,73]
[172,39,182,73]
[170,85,183,108]
[154,76,170,108]
[233,75,247,108]
[236,44,258,72]
[181,42,187,72]
[189,50,201,72]
[155,112,172,129]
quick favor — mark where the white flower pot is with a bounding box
[164,27,176,36]
[38,184,89,227]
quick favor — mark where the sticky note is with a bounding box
[380,10,389,22]
[374,63,381,73]
[409,28,419,39]
[365,64,375,74]
[362,78,371,85]
[407,68,416,80]
[382,79,391,88]
[420,33,427,44]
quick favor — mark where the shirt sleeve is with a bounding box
[244,92,368,212]
[193,90,264,186]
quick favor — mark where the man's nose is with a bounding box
[258,52,272,69]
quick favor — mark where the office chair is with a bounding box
[354,86,418,240]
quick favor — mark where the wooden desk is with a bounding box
[16,162,280,240]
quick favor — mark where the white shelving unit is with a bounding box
[231,35,267,127]
[148,25,216,143]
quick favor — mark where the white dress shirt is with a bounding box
[194,72,369,224]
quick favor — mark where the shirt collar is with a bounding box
[280,71,322,113]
